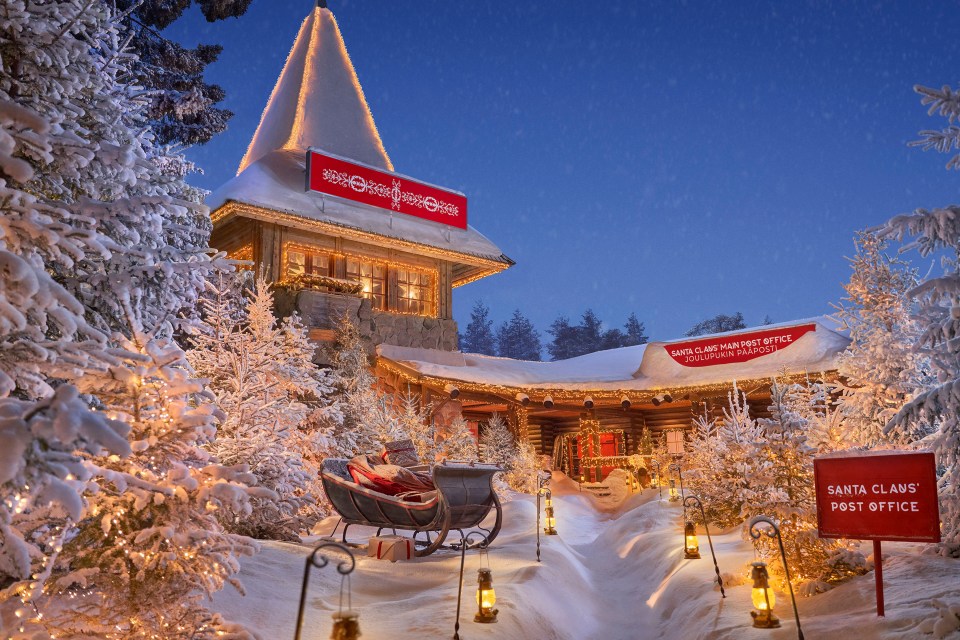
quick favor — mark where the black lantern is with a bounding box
[475,565,498,623]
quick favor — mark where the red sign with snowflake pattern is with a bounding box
[814,452,940,542]
[306,149,467,229]
[664,323,816,367]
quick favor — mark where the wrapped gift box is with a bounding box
[367,535,415,562]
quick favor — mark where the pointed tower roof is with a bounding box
[237,3,392,174]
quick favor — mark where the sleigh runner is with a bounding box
[320,458,503,557]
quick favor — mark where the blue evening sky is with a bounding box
[167,0,960,347]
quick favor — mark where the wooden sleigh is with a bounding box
[320,459,503,557]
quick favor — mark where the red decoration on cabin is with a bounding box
[814,451,940,542]
[307,149,468,229]
[664,323,816,368]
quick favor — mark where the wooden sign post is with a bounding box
[814,451,940,617]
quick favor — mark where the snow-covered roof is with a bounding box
[208,150,512,268]
[238,4,391,174]
[208,5,511,273]
[377,316,850,392]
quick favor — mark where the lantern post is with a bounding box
[454,530,497,639]
[748,515,804,640]
[682,495,725,598]
[649,459,661,500]
[294,542,359,640]
[536,470,552,562]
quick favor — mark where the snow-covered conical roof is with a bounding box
[237,4,392,174]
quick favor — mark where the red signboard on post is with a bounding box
[664,323,816,368]
[814,451,940,542]
[306,149,468,229]
[814,451,939,617]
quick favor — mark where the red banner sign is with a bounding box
[306,149,467,229]
[664,323,816,367]
[814,452,940,542]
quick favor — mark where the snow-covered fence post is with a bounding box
[683,495,726,598]
[294,542,359,640]
[748,515,804,640]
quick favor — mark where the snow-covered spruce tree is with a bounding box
[0,92,135,594]
[188,274,334,538]
[686,385,759,527]
[437,416,478,462]
[742,381,843,589]
[479,413,515,468]
[47,329,262,639]
[790,377,851,454]
[0,0,222,613]
[504,440,539,494]
[115,0,255,146]
[834,231,930,447]
[323,315,384,457]
[910,84,960,170]
[879,204,960,555]
[393,388,436,463]
[460,300,497,356]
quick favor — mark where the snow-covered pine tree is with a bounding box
[393,389,436,463]
[910,84,960,170]
[47,330,261,639]
[324,315,384,457]
[504,440,539,493]
[437,415,478,462]
[0,0,223,612]
[116,0,255,146]
[188,274,333,538]
[879,203,960,555]
[791,378,850,454]
[742,381,840,587]
[479,414,515,468]
[460,300,496,355]
[834,231,930,447]
[496,309,542,360]
[686,385,759,527]
[0,386,131,601]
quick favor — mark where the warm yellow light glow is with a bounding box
[476,587,496,611]
[752,586,775,611]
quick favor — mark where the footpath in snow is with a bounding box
[212,473,959,640]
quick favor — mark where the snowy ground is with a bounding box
[212,473,959,639]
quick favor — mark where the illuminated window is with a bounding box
[346,258,385,310]
[665,430,685,455]
[285,248,331,278]
[397,268,434,315]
